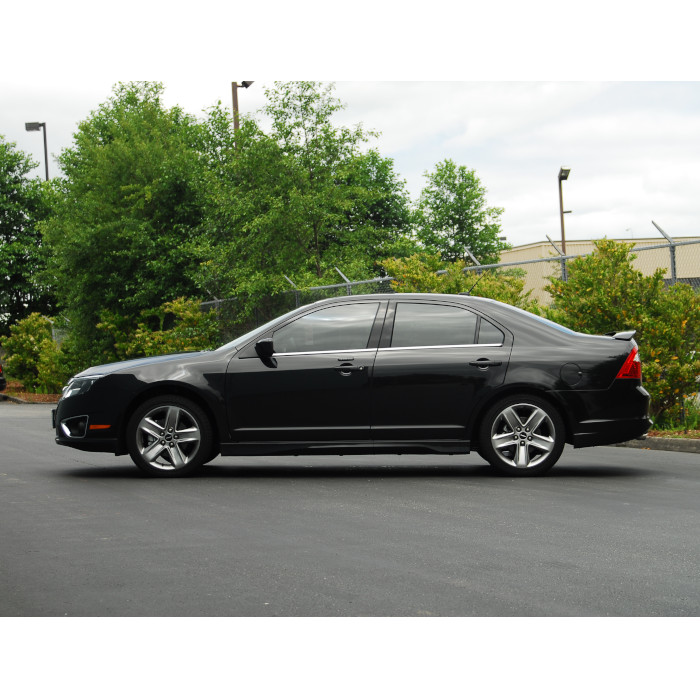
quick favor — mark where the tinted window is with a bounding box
[273,303,380,353]
[391,303,478,347]
[478,318,504,345]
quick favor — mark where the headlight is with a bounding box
[61,375,104,399]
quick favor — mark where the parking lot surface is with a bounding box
[1,402,699,616]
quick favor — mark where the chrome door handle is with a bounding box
[469,359,502,369]
[335,365,365,374]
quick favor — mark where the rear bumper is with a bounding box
[572,416,653,448]
[553,381,652,449]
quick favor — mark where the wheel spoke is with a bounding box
[176,425,200,443]
[140,417,163,440]
[501,407,521,431]
[530,434,554,453]
[515,442,530,467]
[165,406,180,432]
[143,439,167,462]
[168,443,186,468]
[493,432,517,450]
[523,407,547,432]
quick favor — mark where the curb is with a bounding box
[0,393,29,404]
[615,436,700,454]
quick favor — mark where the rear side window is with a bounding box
[391,303,478,347]
[273,303,380,353]
[478,318,504,345]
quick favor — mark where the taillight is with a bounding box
[616,348,641,379]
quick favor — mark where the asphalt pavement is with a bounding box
[1,402,698,616]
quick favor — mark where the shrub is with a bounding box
[0,313,54,390]
[97,297,220,360]
[546,239,700,422]
[380,252,537,310]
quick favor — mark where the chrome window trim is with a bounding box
[273,348,378,358]
[379,343,503,352]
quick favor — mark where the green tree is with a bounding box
[415,159,506,264]
[545,239,700,422]
[193,83,416,313]
[41,82,208,362]
[0,136,53,337]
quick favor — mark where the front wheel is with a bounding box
[478,395,565,476]
[127,395,213,477]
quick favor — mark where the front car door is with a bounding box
[225,300,386,451]
[370,300,512,450]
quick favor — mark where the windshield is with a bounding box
[216,304,311,352]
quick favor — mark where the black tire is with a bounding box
[478,394,565,476]
[126,395,213,478]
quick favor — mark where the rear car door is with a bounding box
[370,300,512,444]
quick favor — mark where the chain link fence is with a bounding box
[480,236,700,304]
[200,276,396,343]
[201,237,700,342]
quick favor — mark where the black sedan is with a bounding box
[53,293,652,477]
[0,361,6,393]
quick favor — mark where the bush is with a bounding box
[380,252,537,310]
[97,297,220,360]
[546,239,700,422]
[0,313,54,391]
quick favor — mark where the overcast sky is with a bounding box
[3,2,699,250]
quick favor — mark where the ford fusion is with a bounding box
[53,294,651,477]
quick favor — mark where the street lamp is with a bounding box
[558,166,571,254]
[231,81,254,134]
[25,122,49,181]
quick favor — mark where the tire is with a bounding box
[126,395,213,477]
[478,395,565,476]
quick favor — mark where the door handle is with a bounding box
[469,359,502,369]
[335,365,365,375]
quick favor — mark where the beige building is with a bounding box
[497,236,700,303]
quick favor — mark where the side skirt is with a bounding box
[220,440,471,457]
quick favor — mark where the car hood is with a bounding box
[76,352,209,377]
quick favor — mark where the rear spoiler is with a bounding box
[605,330,636,341]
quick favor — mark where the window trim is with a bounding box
[378,343,503,353]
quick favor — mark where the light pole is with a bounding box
[558,166,571,254]
[231,81,254,134]
[25,122,49,180]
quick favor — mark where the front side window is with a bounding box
[273,303,380,354]
[391,303,478,348]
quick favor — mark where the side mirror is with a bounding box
[255,337,275,358]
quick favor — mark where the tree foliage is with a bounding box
[41,82,208,361]
[415,159,506,264]
[0,136,53,336]
[545,239,700,422]
[193,83,416,313]
[381,252,535,309]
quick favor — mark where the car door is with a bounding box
[370,300,512,444]
[226,300,385,445]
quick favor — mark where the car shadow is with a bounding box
[61,460,652,481]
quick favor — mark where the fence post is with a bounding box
[652,221,677,285]
[284,275,301,307]
[335,267,352,295]
[546,235,568,282]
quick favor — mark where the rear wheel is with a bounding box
[127,395,213,477]
[478,395,565,476]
